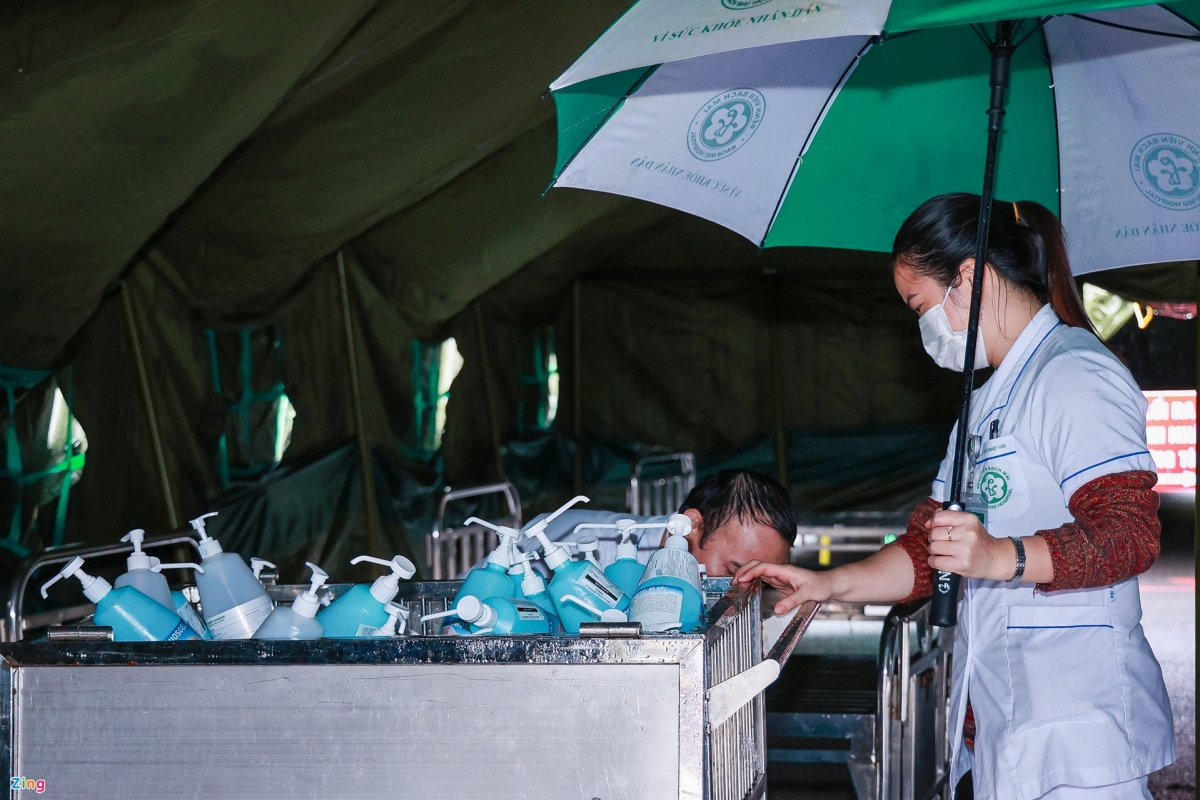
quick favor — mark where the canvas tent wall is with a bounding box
[0,1,1192,576]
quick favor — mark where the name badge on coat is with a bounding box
[974,436,1030,522]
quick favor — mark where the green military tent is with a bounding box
[0,1,1192,580]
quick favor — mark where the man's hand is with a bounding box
[733,561,834,615]
[927,509,1017,581]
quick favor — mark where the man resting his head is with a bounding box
[523,469,795,577]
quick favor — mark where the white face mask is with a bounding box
[918,284,989,371]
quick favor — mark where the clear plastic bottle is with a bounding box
[41,557,199,642]
[630,514,704,633]
[190,512,274,639]
[254,562,327,640]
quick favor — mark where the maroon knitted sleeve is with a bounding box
[891,497,940,603]
[1037,470,1161,592]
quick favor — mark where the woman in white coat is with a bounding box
[736,193,1174,799]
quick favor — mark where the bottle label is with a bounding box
[175,601,209,638]
[641,547,701,592]
[513,602,545,621]
[630,585,684,631]
[356,623,384,637]
[165,620,197,641]
[579,564,624,608]
[205,595,273,639]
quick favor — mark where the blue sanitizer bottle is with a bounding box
[190,512,275,639]
[317,554,416,637]
[630,514,704,633]
[421,595,550,636]
[605,520,648,598]
[452,517,522,607]
[40,557,199,642]
[525,496,630,634]
[255,562,327,640]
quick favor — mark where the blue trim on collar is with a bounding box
[974,322,1064,435]
[1058,451,1152,488]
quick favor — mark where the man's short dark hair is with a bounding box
[679,469,796,547]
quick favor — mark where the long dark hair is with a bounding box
[891,193,1092,331]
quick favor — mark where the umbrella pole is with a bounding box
[931,21,1014,628]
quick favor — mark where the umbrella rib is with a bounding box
[1068,13,1200,41]
[545,65,659,193]
[757,37,875,249]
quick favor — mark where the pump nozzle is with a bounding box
[250,557,276,581]
[523,495,589,571]
[153,562,205,574]
[560,594,627,623]
[665,513,693,538]
[379,601,410,636]
[463,517,523,569]
[419,595,494,629]
[290,562,329,619]
[576,536,600,565]
[518,552,548,598]
[40,556,112,603]
[190,512,223,558]
[119,528,154,572]
[350,554,416,603]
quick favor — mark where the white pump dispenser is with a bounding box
[615,519,640,562]
[290,563,329,619]
[576,536,601,566]
[254,562,328,640]
[523,495,590,571]
[378,602,410,636]
[351,555,417,603]
[41,556,111,603]
[463,517,523,570]
[250,558,276,582]
[121,529,152,571]
[191,512,222,558]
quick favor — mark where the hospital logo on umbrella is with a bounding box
[687,89,765,162]
[721,0,774,8]
[1130,133,1200,211]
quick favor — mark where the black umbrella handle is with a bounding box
[932,21,1014,629]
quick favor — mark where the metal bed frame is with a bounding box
[628,451,697,516]
[425,482,522,580]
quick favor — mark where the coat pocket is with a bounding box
[1004,605,1126,733]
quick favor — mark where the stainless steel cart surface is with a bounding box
[2,578,816,800]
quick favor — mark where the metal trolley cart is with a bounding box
[765,598,953,800]
[2,577,817,800]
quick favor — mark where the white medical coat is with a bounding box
[930,306,1174,799]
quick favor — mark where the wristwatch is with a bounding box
[1009,536,1026,583]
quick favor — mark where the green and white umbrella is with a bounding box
[549,1,1200,275]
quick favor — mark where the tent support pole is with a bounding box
[932,20,1014,628]
[472,303,507,481]
[336,252,383,559]
[572,281,583,496]
[764,269,789,489]
[120,283,179,529]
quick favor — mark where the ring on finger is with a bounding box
[946,525,954,541]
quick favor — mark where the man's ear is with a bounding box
[682,508,703,539]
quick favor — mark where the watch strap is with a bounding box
[1009,536,1026,583]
